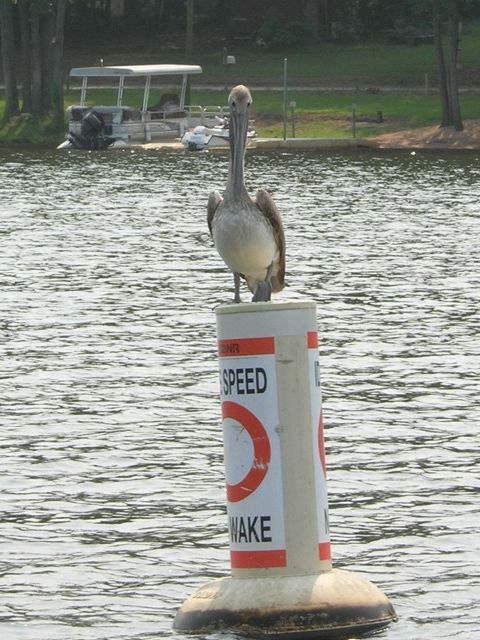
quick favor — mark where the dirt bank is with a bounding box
[370,119,480,150]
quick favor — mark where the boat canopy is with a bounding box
[69,64,203,110]
[69,64,203,78]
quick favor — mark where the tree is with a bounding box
[304,0,320,42]
[184,0,194,104]
[1,0,66,122]
[432,0,463,130]
[0,0,20,121]
[185,0,194,57]
[51,0,66,119]
[445,0,462,130]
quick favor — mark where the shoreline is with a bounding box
[132,122,480,152]
[2,120,480,152]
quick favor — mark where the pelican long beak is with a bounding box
[229,108,249,200]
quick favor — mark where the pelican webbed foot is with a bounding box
[252,262,273,302]
[252,281,272,302]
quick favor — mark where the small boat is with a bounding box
[58,63,228,150]
[180,116,256,151]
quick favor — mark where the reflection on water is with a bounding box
[0,147,479,640]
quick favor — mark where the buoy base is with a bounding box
[174,568,397,639]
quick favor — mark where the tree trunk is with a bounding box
[433,1,451,126]
[184,0,194,105]
[447,0,463,131]
[185,0,194,57]
[18,0,33,114]
[155,0,166,25]
[30,4,44,117]
[40,9,54,113]
[0,0,20,120]
[433,0,463,131]
[110,0,125,18]
[51,0,66,120]
[304,0,319,43]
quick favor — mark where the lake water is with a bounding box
[0,146,479,640]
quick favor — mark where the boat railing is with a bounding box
[185,105,228,126]
[64,102,232,144]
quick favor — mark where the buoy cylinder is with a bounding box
[174,301,397,638]
[217,300,331,577]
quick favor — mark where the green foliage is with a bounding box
[256,19,305,51]
[0,113,64,145]
[408,0,434,19]
[331,3,363,41]
[30,0,56,13]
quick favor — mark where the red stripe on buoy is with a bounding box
[307,331,318,348]
[218,337,275,358]
[319,542,331,561]
[222,401,271,502]
[230,549,287,569]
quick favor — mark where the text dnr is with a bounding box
[229,515,272,543]
[221,367,267,396]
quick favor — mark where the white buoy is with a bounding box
[174,300,397,638]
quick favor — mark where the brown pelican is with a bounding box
[207,85,285,303]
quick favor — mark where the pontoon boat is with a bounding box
[58,64,228,150]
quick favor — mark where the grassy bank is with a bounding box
[2,87,480,144]
[193,89,480,138]
[65,86,480,139]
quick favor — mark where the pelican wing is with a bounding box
[255,188,286,292]
[207,191,222,236]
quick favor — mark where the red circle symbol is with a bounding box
[222,400,271,503]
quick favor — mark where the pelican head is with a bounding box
[228,84,252,115]
[227,85,252,201]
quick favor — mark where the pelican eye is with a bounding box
[247,101,251,107]
[231,100,236,108]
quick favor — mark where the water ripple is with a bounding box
[0,148,479,639]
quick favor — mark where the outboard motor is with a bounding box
[67,110,114,150]
[81,110,104,140]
